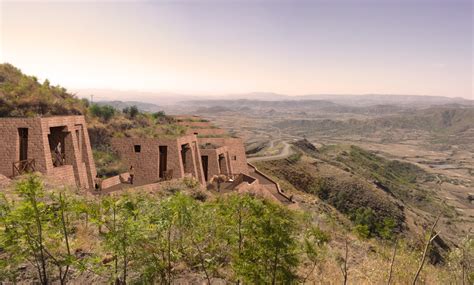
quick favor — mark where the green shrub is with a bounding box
[123,105,139,118]
[286,152,302,163]
[351,207,396,239]
[354,224,371,239]
[89,104,116,122]
[152,111,166,119]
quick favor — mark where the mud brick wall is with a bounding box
[200,146,232,181]
[198,137,248,175]
[176,135,205,185]
[41,116,96,189]
[222,148,233,175]
[48,165,76,187]
[110,138,160,185]
[111,135,205,185]
[0,117,45,176]
[200,149,219,181]
[101,172,130,189]
[0,116,96,189]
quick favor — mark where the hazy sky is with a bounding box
[0,0,472,99]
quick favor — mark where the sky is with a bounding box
[0,0,472,99]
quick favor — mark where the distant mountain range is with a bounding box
[74,88,472,108]
[209,93,473,107]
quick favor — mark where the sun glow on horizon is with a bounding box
[1,0,472,99]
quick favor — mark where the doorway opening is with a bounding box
[159,146,168,179]
[18,128,28,161]
[201,155,209,181]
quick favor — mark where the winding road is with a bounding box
[247,141,293,162]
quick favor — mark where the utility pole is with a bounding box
[90,94,94,104]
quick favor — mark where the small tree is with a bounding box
[0,175,79,284]
[3,175,50,284]
[99,194,145,284]
[234,198,299,284]
[133,194,183,284]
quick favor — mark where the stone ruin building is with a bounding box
[0,115,293,204]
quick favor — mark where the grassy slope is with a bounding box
[0,64,86,116]
[255,141,459,257]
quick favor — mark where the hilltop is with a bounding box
[0,64,87,117]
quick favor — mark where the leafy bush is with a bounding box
[351,207,396,239]
[122,105,139,118]
[89,104,116,122]
[152,111,166,119]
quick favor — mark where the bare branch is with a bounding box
[412,213,441,285]
[387,239,398,285]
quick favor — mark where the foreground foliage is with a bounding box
[0,175,471,284]
[0,175,322,284]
